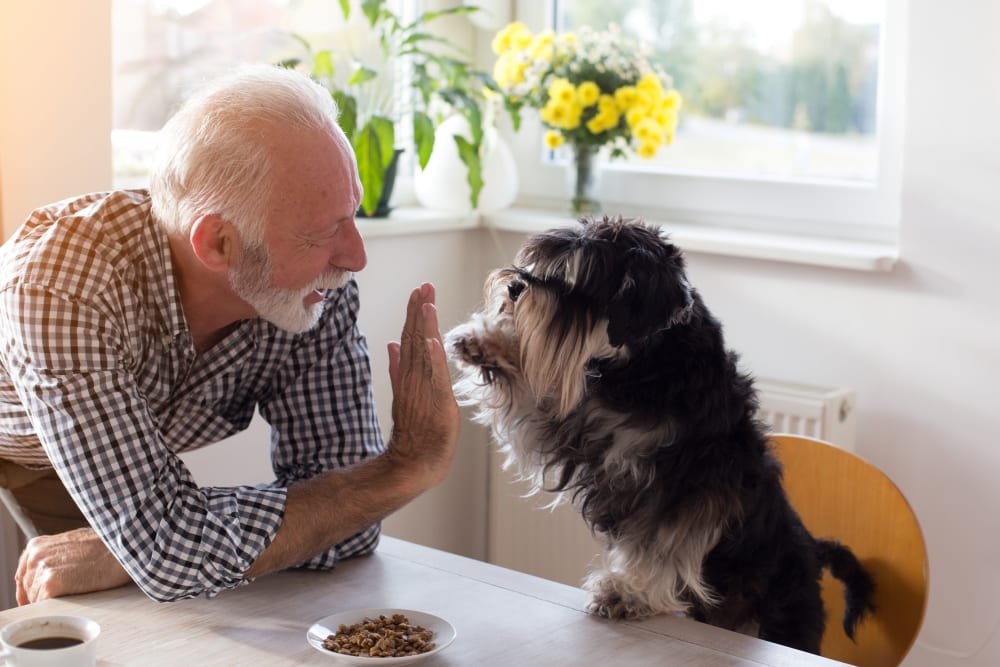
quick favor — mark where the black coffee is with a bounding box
[16,635,83,650]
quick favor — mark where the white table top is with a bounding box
[0,536,848,666]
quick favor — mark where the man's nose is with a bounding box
[336,218,367,273]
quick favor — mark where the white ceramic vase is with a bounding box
[414,115,518,214]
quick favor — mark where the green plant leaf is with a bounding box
[338,0,349,20]
[275,58,300,70]
[504,98,523,132]
[355,117,395,216]
[289,32,312,53]
[465,101,483,146]
[333,91,357,141]
[361,0,383,27]
[454,135,483,209]
[401,32,448,48]
[413,112,435,170]
[312,50,334,78]
[348,65,378,86]
[438,88,483,145]
[410,6,477,30]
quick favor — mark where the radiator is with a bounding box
[486,378,858,587]
[754,378,856,452]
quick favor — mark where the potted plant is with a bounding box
[282,0,495,217]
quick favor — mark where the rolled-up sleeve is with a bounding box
[1,283,287,601]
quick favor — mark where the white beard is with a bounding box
[229,242,349,333]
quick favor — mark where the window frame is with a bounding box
[504,0,906,244]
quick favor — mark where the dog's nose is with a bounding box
[508,280,526,302]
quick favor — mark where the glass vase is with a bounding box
[567,144,602,216]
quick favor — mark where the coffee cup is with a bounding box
[0,615,99,666]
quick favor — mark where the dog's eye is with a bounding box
[507,280,526,303]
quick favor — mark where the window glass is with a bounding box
[111,0,392,188]
[554,0,884,184]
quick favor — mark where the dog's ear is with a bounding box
[605,236,693,347]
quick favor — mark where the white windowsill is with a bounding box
[356,207,480,237]
[361,206,899,272]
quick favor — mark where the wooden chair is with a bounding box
[770,433,928,667]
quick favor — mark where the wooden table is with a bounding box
[0,537,848,665]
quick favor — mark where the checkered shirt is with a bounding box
[0,190,385,601]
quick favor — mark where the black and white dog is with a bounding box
[445,215,875,653]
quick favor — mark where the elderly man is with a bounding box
[0,65,459,604]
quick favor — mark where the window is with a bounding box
[111,0,409,189]
[508,0,904,241]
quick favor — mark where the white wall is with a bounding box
[2,2,1000,665]
[0,0,112,234]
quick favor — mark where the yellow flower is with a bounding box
[577,81,600,107]
[540,100,564,126]
[544,130,565,149]
[614,86,638,112]
[625,107,646,128]
[597,94,617,114]
[653,108,678,131]
[541,99,582,130]
[632,89,653,115]
[586,115,609,134]
[547,77,576,105]
[636,142,659,159]
[637,72,664,97]
[562,102,583,130]
[492,22,532,55]
[665,123,677,145]
[633,117,663,145]
[530,30,555,61]
[492,53,524,89]
[662,89,683,112]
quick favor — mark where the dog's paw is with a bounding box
[586,592,652,621]
[446,332,488,366]
[587,592,629,620]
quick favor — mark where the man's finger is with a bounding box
[397,286,422,374]
[387,341,401,396]
[15,542,32,605]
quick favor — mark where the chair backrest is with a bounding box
[0,487,39,540]
[770,434,928,667]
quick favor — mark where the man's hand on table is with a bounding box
[15,527,132,605]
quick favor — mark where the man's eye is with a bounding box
[507,280,526,302]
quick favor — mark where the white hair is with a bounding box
[149,64,346,245]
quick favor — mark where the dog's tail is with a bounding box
[816,539,877,640]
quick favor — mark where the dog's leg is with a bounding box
[755,572,825,654]
[583,543,700,620]
[585,567,660,620]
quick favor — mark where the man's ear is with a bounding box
[189,214,237,271]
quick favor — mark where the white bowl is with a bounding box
[306,608,456,665]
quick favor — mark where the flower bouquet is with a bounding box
[491,22,682,214]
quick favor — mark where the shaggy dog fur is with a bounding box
[445,215,875,654]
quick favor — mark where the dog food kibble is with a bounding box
[322,613,436,658]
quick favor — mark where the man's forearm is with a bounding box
[244,451,420,578]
